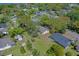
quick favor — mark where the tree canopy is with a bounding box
[46,44,64,56]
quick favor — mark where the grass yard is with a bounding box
[11,32,32,56]
[23,32,53,55]
[65,45,77,56]
[33,36,53,55]
[0,35,30,56]
[1,32,53,56]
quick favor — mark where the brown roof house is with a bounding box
[63,29,79,41]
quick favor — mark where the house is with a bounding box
[60,9,71,15]
[15,35,23,41]
[0,23,8,35]
[49,33,71,48]
[31,15,40,23]
[63,29,79,41]
[38,26,49,35]
[35,11,48,16]
[0,38,15,51]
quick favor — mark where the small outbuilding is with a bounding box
[15,35,23,41]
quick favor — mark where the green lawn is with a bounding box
[33,36,53,55]
[65,45,77,56]
[23,32,53,55]
[1,32,53,56]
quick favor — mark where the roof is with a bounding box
[15,35,23,41]
[35,11,47,16]
[0,38,15,49]
[50,33,71,48]
[39,26,49,33]
[0,23,7,28]
[63,29,79,41]
[76,45,79,51]
[0,23,7,32]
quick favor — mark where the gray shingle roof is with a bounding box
[0,23,7,28]
[0,38,15,48]
[50,33,71,48]
[0,23,7,33]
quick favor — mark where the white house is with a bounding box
[38,26,49,35]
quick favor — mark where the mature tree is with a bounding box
[36,3,65,11]
[0,16,9,23]
[37,4,47,11]
[46,44,64,56]
[40,15,70,33]
[73,20,79,29]
[47,4,65,11]
[67,8,79,21]
[8,27,24,37]
[53,16,70,33]
[20,46,26,54]
[65,51,75,56]
[0,34,4,38]
[32,49,40,56]
[70,20,79,33]
[17,15,37,34]
[28,8,38,15]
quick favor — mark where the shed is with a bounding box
[15,35,23,41]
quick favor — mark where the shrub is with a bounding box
[32,49,40,56]
[46,44,64,56]
[26,40,32,51]
[20,46,26,54]
[0,34,4,38]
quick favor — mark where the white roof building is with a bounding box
[15,35,23,41]
[38,26,49,35]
